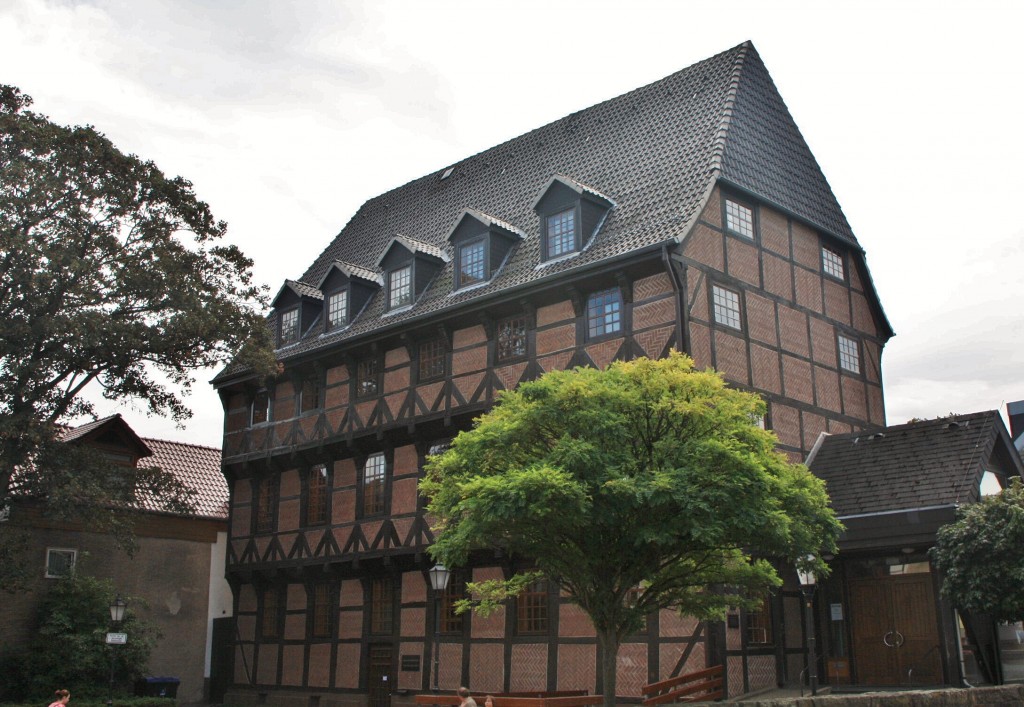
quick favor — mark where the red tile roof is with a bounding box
[140,438,227,520]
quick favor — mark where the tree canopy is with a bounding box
[0,85,274,588]
[421,352,839,705]
[932,477,1024,621]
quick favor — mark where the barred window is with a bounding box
[746,595,773,645]
[546,208,576,258]
[459,240,486,287]
[517,579,549,634]
[822,247,845,280]
[418,339,446,381]
[306,464,329,526]
[357,358,378,397]
[725,199,754,239]
[255,477,277,533]
[300,376,322,413]
[389,265,412,309]
[362,452,387,516]
[279,307,300,345]
[370,577,395,635]
[496,316,527,362]
[261,587,281,639]
[712,285,742,330]
[440,569,469,633]
[311,582,332,639]
[327,290,348,329]
[838,334,861,374]
[587,288,623,338]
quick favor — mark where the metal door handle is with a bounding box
[883,631,894,647]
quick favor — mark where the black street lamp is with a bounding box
[428,564,451,693]
[796,558,817,696]
[107,595,127,707]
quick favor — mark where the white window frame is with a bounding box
[822,247,845,280]
[587,288,623,339]
[279,307,300,345]
[725,199,755,239]
[712,285,742,330]
[45,547,77,578]
[545,208,577,259]
[458,238,487,288]
[838,334,861,374]
[388,265,412,309]
[327,289,348,329]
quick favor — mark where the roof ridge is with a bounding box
[709,41,751,175]
[141,436,222,453]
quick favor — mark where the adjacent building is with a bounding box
[212,42,893,704]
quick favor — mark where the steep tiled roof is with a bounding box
[808,411,1018,517]
[216,42,871,379]
[139,438,227,520]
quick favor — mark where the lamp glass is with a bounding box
[110,595,127,623]
[428,563,451,592]
[796,555,816,588]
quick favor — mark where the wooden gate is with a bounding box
[367,644,393,707]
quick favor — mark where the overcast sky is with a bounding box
[4,0,1023,448]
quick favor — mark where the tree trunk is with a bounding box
[597,628,619,707]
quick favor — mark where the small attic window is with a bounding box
[326,290,349,330]
[447,210,523,291]
[546,208,577,259]
[279,307,300,345]
[441,166,455,180]
[388,265,412,309]
[533,176,613,264]
[725,198,755,239]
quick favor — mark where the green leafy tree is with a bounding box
[0,571,160,701]
[0,85,275,589]
[421,352,839,707]
[932,478,1024,621]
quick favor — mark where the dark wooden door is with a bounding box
[848,575,942,686]
[367,644,393,707]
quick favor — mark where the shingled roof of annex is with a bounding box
[216,41,877,381]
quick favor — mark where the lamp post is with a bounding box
[796,558,817,696]
[107,595,127,707]
[428,563,451,693]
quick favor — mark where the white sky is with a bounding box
[3,0,1023,448]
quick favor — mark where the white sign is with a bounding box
[830,603,843,621]
[106,632,128,645]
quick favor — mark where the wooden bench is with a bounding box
[414,690,602,707]
[641,665,724,704]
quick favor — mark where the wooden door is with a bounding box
[367,644,393,707]
[848,575,942,686]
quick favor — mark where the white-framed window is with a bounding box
[546,208,577,258]
[587,288,623,338]
[279,307,300,345]
[45,548,77,578]
[712,285,742,330]
[838,334,861,374]
[251,389,271,425]
[458,239,486,288]
[822,247,845,280]
[388,265,412,309]
[725,199,754,239]
[362,452,387,516]
[327,290,348,329]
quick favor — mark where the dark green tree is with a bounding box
[421,352,839,707]
[0,571,160,701]
[0,85,275,589]
[932,478,1024,621]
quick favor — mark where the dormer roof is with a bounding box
[315,260,384,289]
[271,279,323,308]
[376,234,450,267]
[446,209,526,242]
[532,174,615,211]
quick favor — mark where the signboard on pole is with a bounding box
[105,632,127,645]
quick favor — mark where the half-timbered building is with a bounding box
[213,42,893,705]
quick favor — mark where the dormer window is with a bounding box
[447,210,524,291]
[316,260,383,332]
[279,307,299,345]
[533,175,614,263]
[546,208,577,259]
[388,265,412,309]
[326,289,348,329]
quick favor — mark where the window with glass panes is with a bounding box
[712,285,742,330]
[546,208,576,258]
[440,569,468,633]
[251,390,270,425]
[517,579,548,634]
[362,452,386,516]
[370,577,395,634]
[280,307,299,344]
[300,376,321,413]
[418,339,446,380]
[261,587,281,639]
[389,265,412,308]
[587,288,622,338]
[496,316,527,361]
[725,199,754,239]
[306,464,329,525]
[327,290,348,329]
[357,358,378,397]
[255,477,276,533]
[311,582,332,638]
[838,334,861,373]
[745,595,773,645]
[459,240,486,287]
[822,247,844,280]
